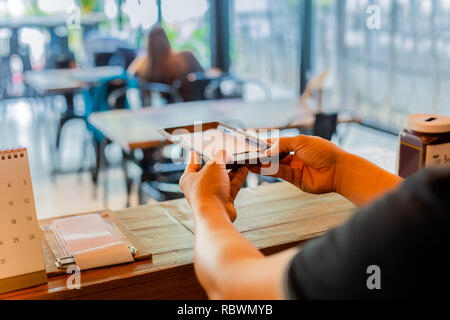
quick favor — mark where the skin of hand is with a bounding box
[252,135,345,194]
[252,135,403,206]
[178,136,403,299]
[179,150,249,222]
[179,149,297,299]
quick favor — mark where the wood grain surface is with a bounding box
[0,182,355,300]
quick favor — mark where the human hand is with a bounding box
[251,135,346,194]
[179,150,249,222]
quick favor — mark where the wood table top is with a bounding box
[0,182,355,300]
[24,66,124,95]
[89,98,358,152]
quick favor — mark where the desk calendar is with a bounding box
[0,148,47,293]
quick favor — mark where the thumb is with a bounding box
[210,149,227,167]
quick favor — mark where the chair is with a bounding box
[313,112,338,141]
[132,78,186,204]
[136,73,225,203]
[136,78,182,106]
[82,72,129,185]
[206,74,271,100]
[172,72,219,102]
[95,77,182,206]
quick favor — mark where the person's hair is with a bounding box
[142,25,175,83]
[137,25,203,88]
[147,26,171,67]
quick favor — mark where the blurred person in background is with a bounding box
[128,25,203,97]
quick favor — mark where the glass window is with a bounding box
[161,0,211,67]
[312,0,450,131]
[229,0,301,98]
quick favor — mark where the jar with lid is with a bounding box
[398,114,450,178]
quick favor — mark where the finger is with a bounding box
[280,154,294,164]
[247,153,294,175]
[266,136,307,156]
[185,151,201,173]
[248,164,261,175]
[179,170,192,193]
[230,167,249,199]
[207,149,227,168]
[253,163,294,181]
[228,167,238,181]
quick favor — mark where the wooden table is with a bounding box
[24,66,125,176]
[88,98,358,152]
[0,182,355,300]
[24,66,124,95]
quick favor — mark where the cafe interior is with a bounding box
[0,0,449,299]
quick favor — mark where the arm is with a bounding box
[193,198,297,299]
[127,55,147,76]
[180,151,297,299]
[254,135,403,206]
[336,151,402,206]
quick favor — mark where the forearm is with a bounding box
[336,152,403,206]
[191,198,264,298]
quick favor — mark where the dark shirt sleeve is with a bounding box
[285,168,450,299]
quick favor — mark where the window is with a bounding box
[229,0,301,98]
[161,0,211,67]
[312,0,450,131]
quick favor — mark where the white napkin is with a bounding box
[73,241,133,270]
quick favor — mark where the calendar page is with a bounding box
[0,148,46,281]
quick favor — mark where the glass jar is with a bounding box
[398,114,450,178]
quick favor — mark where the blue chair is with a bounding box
[82,71,129,185]
[90,74,183,206]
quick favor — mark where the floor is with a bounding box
[0,98,399,219]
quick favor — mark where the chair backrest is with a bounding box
[83,30,131,67]
[212,76,244,100]
[206,74,271,100]
[137,78,181,107]
[108,47,137,69]
[313,112,338,141]
[174,72,218,102]
[175,72,255,102]
[107,86,128,110]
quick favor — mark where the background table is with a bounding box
[23,66,125,176]
[88,98,359,152]
[88,98,360,206]
[24,66,124,95]
[0,182,355,300]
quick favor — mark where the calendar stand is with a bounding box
[0,148,48,294]
[0,270,47,294]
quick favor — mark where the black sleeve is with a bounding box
[285,168,450,299]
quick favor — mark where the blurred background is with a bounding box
[0,0,449,218]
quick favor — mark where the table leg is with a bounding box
[121,150,133,207]
[138,148,159,205]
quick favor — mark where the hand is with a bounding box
[251,135,346,194]
[179,150,249,222]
